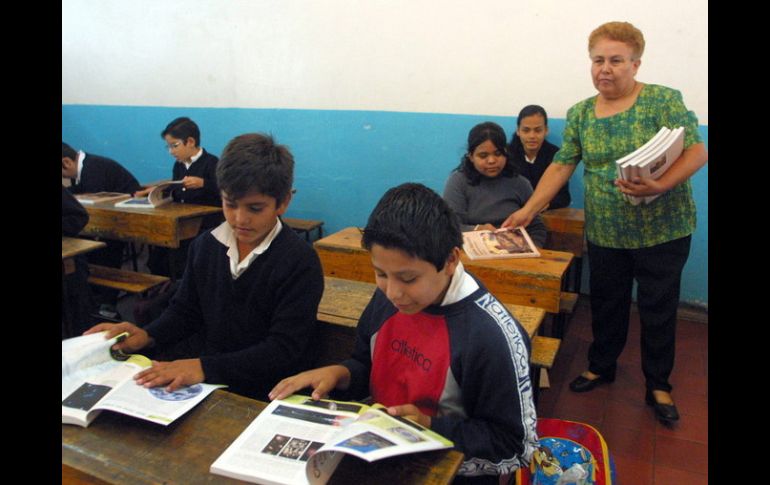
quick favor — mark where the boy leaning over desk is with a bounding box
[271,183,538,485]
[86,133,324,401]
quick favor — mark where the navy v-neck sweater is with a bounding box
[145,224,324,399]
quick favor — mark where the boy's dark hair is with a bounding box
[362,183,462,271]
[455,121,516,186]
[216,133,294,204]
[161,117,201,146]
[62,142,77,159]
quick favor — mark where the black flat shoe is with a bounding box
[646,390,680,424]
[569,373,615,393]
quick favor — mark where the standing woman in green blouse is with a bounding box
[504,21,707,424]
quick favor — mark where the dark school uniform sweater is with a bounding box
[144,225,325,399]
[69,153,141,195]
[509,139,571,210]
[341,273,538,478]
[171,149,221,207]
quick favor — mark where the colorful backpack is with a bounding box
[516,418,616,485]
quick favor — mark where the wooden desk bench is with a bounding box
[530,335,562,405]
[541,208,585,338]
[62,237,108,337]
[87,264,169,294]
[284,217,324,242]
[316,276,547,366]
[62,237,107,276]
[541,208,585,294]
[314,228,572,314]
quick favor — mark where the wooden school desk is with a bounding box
[62,390,464,485]
[62,237,107,337]
[314,227,573,313]
[540,207,585,293]
[80,201,222,249]
[316,276,547,366]
[62,237,106,275]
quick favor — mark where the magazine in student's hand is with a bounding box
[74,192,132,205]
[115,180,183,208]
[62,332,225,427]
[210,395,453,485]
[462,226,541,260]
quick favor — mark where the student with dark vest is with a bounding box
[85,133,324,400]
[62,142,142,319]
[271,183,538,484]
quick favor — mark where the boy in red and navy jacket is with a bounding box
[271,183,538,484]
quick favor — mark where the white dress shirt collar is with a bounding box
[211,218,283,279]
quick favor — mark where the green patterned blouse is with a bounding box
[554,84,702,249]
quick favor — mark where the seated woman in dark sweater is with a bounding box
[442,121,547,247]
[85,133,325,400]
[507,105,571,210]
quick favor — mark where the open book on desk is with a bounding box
[114,180,183,208]
[210,395,453,485]
[74,191,132,205]
[62,332,225,427]
[462,226,540,260]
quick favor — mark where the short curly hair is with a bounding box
[588,21,645,60]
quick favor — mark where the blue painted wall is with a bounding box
[62,104,708,305]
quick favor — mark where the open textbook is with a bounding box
[462,226,540,260]
[74,191,132,205]
[115,180,182,208]
[210,395,453,485]
[62,332,224,427]
[615,126,685,205]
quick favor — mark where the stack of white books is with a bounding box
[615,126,685,205]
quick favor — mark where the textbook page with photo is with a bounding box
[462,226,541,260]
[210,395,454,485]
[74,191,132,205]
[115,180,182,208]
[62,332,225,427]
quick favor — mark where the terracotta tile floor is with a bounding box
[536,298,708,484]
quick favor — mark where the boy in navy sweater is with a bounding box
[142,117,223,278]
[270,183,538,484]
[86,133,324,400]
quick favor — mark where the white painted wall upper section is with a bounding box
[62,0,708,123]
